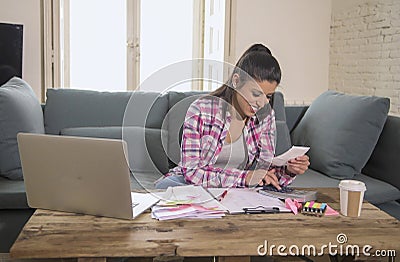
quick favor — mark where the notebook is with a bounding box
[17,133,159,220]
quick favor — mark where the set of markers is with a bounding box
[301,201,327,216]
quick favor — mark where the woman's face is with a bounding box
[234,79,278,118]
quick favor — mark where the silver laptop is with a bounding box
[17,133,156,220]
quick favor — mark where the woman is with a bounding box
[156,44,309,189]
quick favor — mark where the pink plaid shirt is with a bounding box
[167,96,296,188]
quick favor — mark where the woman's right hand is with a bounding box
[245,169,281,190]
[245,169,266,186]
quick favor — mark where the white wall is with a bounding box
[0,0,42,101]
[231,0,332,105]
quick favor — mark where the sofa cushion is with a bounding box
[291,91,389,180]
[354,173,400,204]
[45,89,132,134]
[123,127,169,176]
[376,201,400,220]
[129,172,160,190]
[124,91,169,129]
[61,126,169,176]
[285,106,308,132]
[272,92,286,122]
[45,89,169,134]
[290,168,341,188]
[291,168,400,205]
[273,92,291,155]
[0,77,44,180]
[61,126,122,139]
[166,91,207,167]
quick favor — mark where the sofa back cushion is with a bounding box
[61,126,169,176]
[0,77,44,180]
[123,91,169,129]
[45,89,131,134]
[291,90,389,180]
[273,92,291,155]
[44,89,169,134]
[166,91,208,168]
[272,92,286,122]
[275,121,291,155]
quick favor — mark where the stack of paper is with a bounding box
[152,204,226,220]
[151,185,226,220]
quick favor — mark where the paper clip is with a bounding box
[243,206,280,214]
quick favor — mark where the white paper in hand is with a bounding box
[272,146,310,166]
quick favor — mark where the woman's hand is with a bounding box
[245,169,281,190]
[286,155,310,175]
[262,169,281,190]
[245,169,267,187]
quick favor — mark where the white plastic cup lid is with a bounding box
[338,180,367,192]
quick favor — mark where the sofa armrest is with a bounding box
[362,115,400,190]
[0,178,29,209]
[0,209,35,252]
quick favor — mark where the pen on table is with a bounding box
[243,207,280,214]
[218,190,228,201]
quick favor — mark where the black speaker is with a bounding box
[0,23,23,86]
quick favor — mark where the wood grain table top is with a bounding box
[10,188,400,260]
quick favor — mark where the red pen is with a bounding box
[218,190,228,201]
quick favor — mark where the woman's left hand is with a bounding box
[286,155,310,175]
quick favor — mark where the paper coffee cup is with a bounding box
[338,180,367,217]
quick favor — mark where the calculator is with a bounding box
[258,185,317,202]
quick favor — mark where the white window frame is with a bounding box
[42,0,233,93]
[127,0,140,91]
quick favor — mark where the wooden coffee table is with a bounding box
[10,188,400,261]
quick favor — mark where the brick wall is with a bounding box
[330,0,400,116]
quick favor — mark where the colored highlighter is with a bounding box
[302,201,327,216]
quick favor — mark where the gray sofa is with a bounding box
[0,82,399,253]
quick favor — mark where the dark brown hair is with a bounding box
[209,44,281,105]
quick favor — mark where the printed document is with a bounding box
[131,192,160,218]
